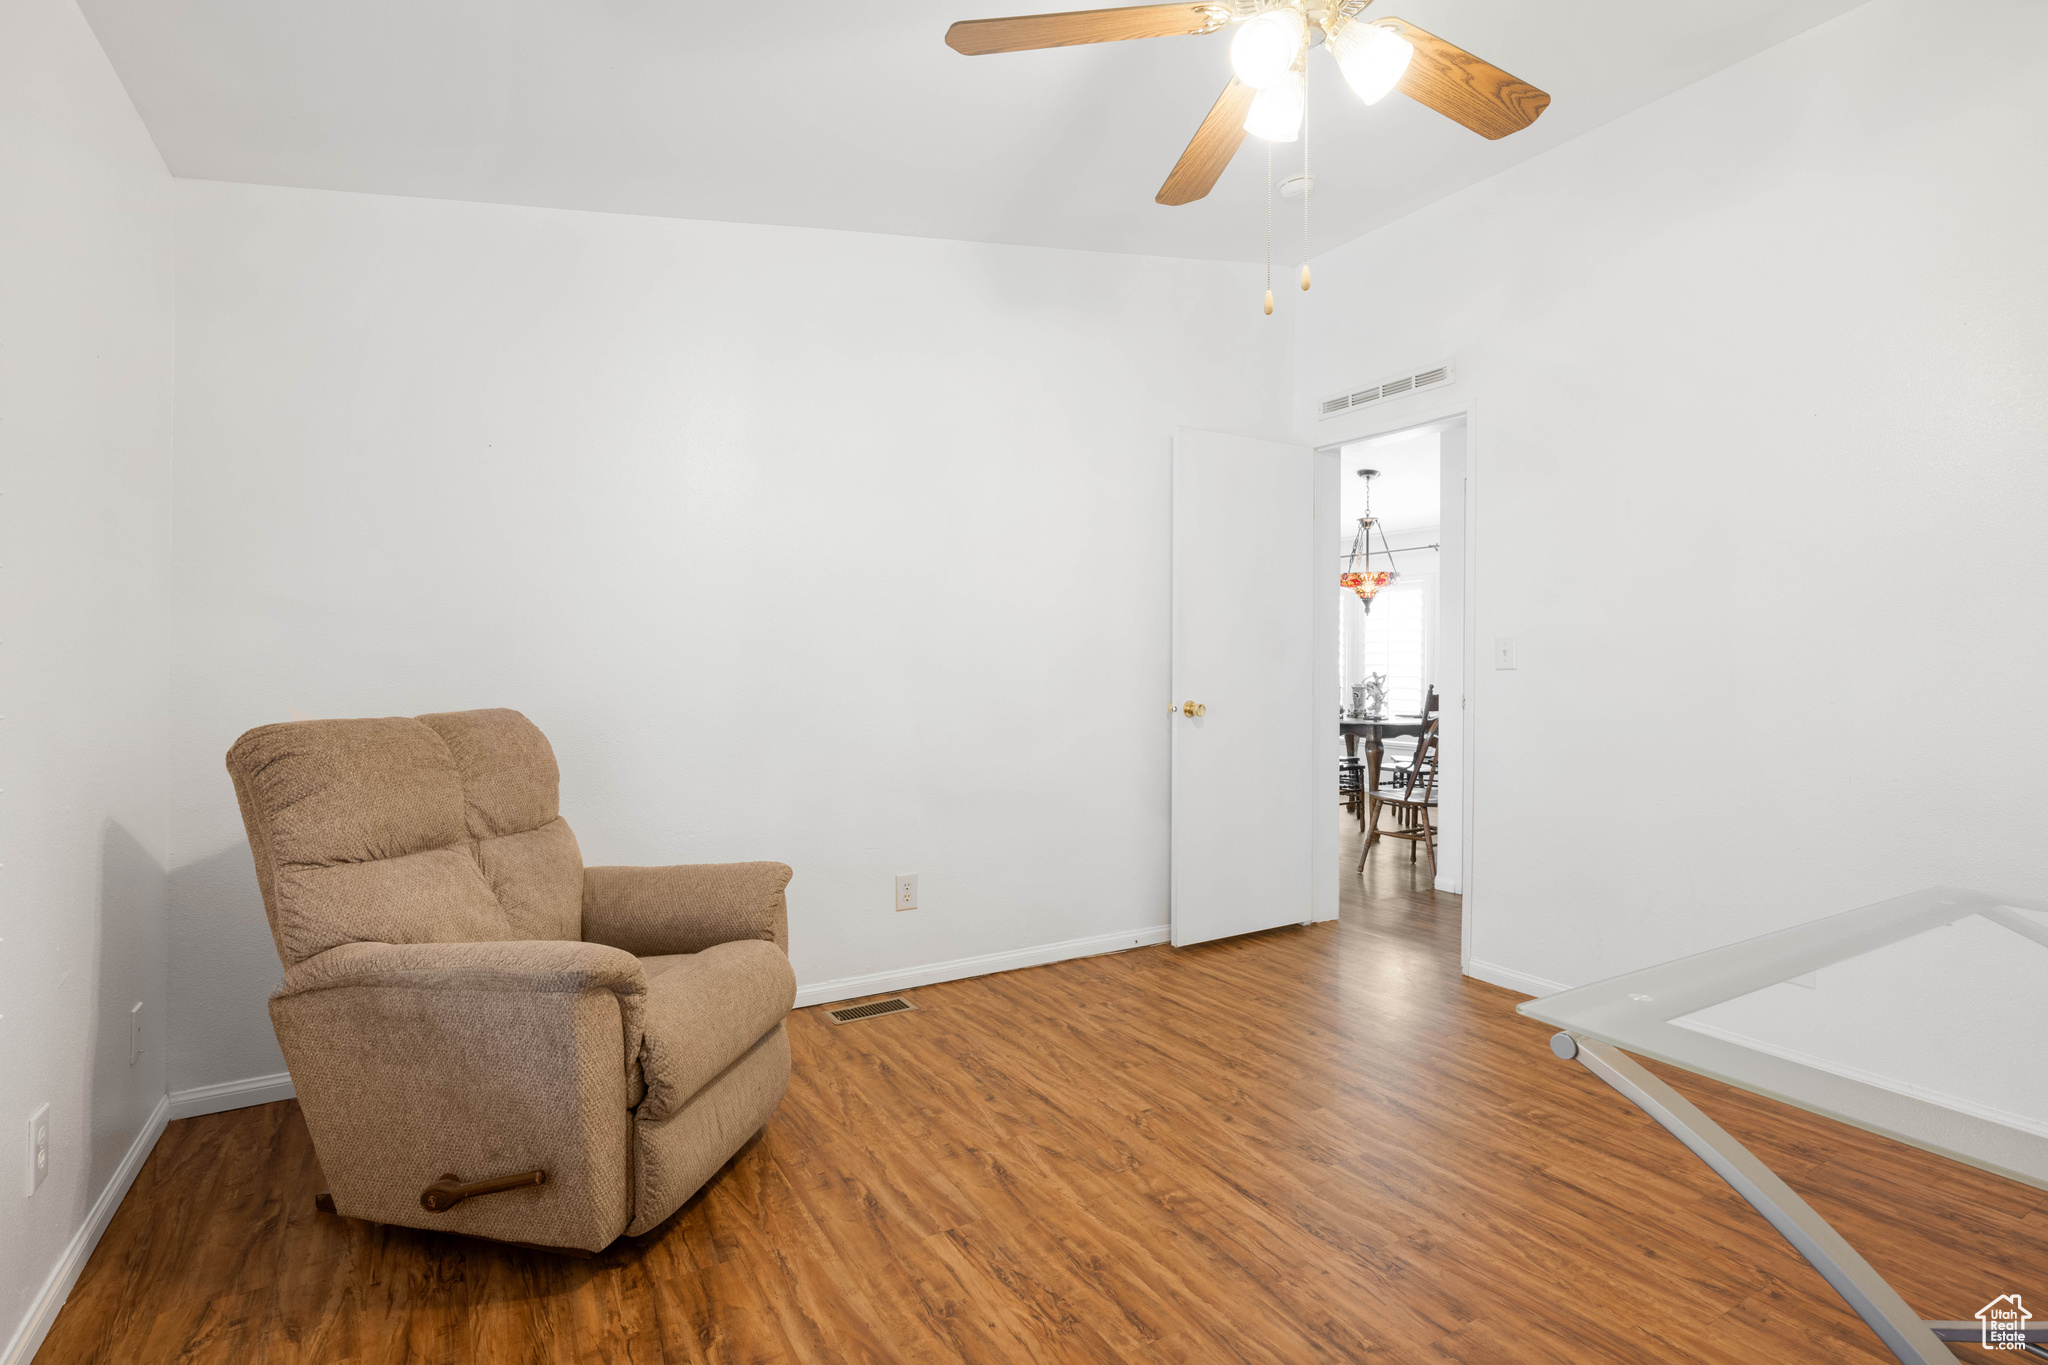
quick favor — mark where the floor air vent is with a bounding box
[825,996,918,1025]
[1319,360,1454,420]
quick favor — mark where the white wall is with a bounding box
[168,180,1291,1091]
[0,0,174,1358]
[1297,0,2048,991]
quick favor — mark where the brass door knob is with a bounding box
[1181,701,1207,718]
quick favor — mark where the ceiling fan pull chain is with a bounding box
[1300,55,1311,292]
[1263,140,1274,316]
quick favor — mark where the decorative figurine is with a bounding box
[1350,673,1388,721]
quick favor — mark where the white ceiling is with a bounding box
[78,0,1870,262]
[1342,428,1438,534]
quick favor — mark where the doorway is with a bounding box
[1327,415,1467,897]
[1166,418,1466,951]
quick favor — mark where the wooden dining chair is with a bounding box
[1377,686,1438,837]
[1379,685,1439,780]
[1359,718,1439,877]
[1339,753,1367,828]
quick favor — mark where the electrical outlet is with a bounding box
[130,1001,144,1065]
[28,1104,49,1196]
[1494,636,1517,670]
[893,874,918,911]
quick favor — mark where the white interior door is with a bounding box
[1171,428,1317,947]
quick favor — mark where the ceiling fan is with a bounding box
[944,0,1551,208]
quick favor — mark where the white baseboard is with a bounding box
[795,925,1170,1008]
[1465,958,1569,999]
[3,1093,170,1365]
[168,1071,295,1120]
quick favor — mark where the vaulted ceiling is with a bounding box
[81,0,1870,261]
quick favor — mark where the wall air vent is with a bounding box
[1318,360,1455,420]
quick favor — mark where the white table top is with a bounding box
[1519,886,2048,1192]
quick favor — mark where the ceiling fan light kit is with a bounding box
[944,0,1548,310]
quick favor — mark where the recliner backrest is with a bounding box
[227,708,584,966]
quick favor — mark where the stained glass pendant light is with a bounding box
[1340,468,1398,612]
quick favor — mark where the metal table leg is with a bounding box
[1550,1033,1969,1365]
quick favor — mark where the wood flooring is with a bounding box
[37,826,2047,1362]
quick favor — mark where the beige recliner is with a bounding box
[226,707,795,1253]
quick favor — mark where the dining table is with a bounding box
[1340,713,1430,791]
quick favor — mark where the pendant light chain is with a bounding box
[1300,55,1311,292]
[1263,140,1274,316]
[1341,470,1398,615]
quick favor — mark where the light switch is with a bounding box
[1494,636,1517,670]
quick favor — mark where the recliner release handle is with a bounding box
[420,1169,547,1212]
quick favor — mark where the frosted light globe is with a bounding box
[1243,68,1305,142]
[1230,7,1307,90]
[1331,20,1413,105]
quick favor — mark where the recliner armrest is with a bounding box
[285,937,646,998]
[581,861,791,956]
[281,937,649,1077]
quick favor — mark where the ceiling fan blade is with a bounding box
[1156,78,1256,206]
[1376,18,1549,140]
[947,2,1229,55]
